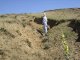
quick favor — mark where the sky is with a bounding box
[0,0,80,14]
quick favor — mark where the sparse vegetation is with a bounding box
[26,39,32,48]
[16,30,22,36]
[0,15,7,18]
[0,28,15,38]
[21,19,27,27]
[0,8,80,60]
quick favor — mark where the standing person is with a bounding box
[42,13,48,35]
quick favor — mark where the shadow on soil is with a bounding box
[34,17,80,42]
[34,18,65,28]
[68,20,80,42]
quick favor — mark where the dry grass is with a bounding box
[31,8,80,21]
[0,8,80,60]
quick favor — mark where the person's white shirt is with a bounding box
[43,16,47,24]
[42,13,48,34]
[42,13,47,26]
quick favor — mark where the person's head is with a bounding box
[43,12,46,16]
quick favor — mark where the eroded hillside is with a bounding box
[0,8,80,60]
